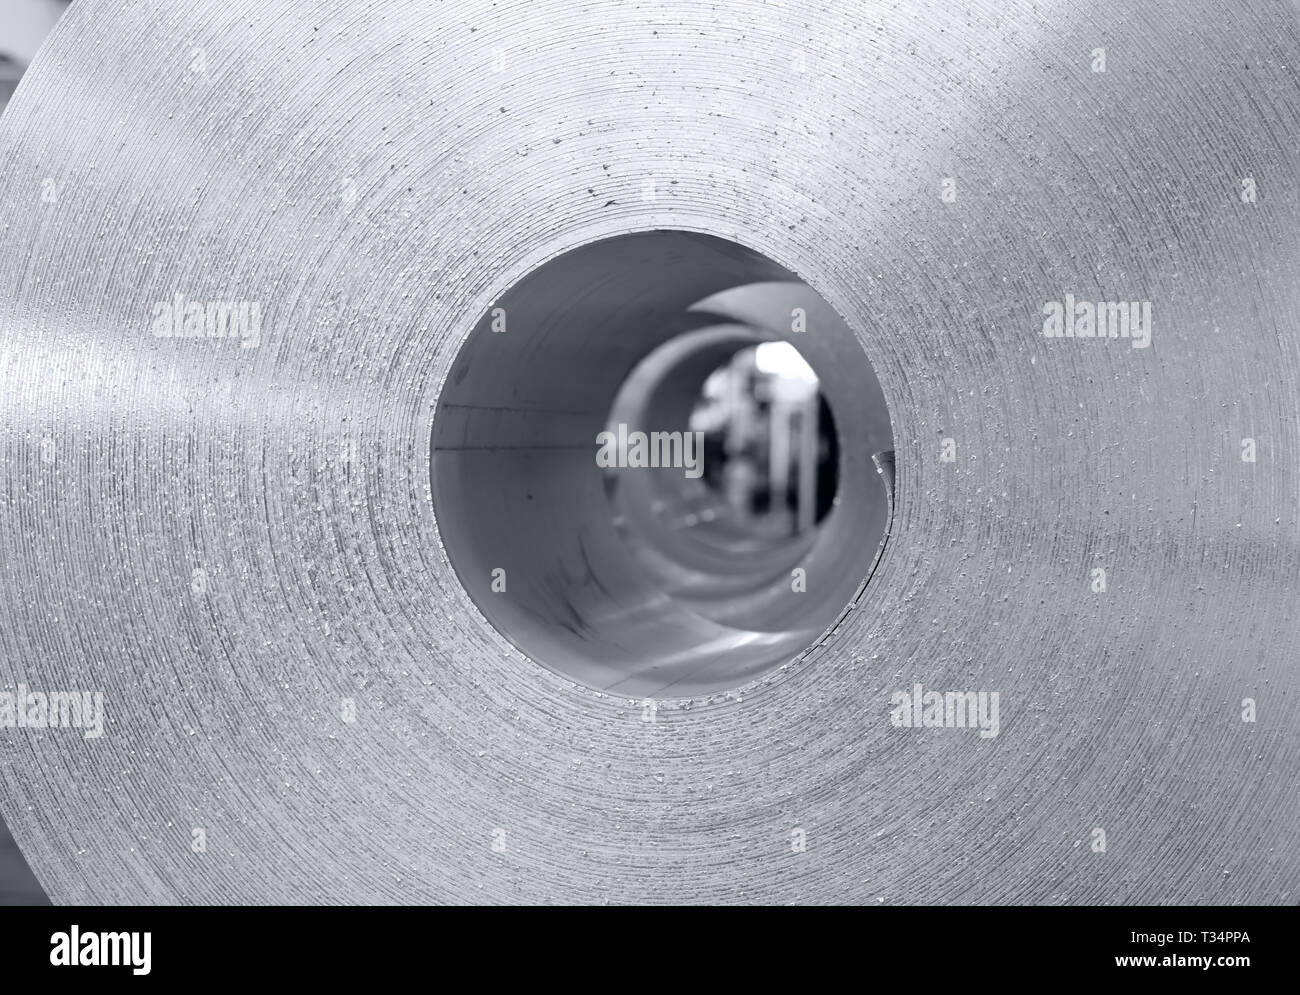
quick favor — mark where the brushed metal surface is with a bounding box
[0,0,1297,904]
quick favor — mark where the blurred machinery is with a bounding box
[690,341,836,538]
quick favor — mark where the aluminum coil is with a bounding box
[0,0,1297,904]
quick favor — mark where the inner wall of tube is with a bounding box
[602,331,840,631]
[430,231,894,697]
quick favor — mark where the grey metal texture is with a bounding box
[0,0,1297,904]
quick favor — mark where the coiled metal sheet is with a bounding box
[0,0,1298,904]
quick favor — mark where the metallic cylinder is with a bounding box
[0,0,1297,904]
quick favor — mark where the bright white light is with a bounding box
[754,341,818,384]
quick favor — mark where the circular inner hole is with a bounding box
[431,230,894,697]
